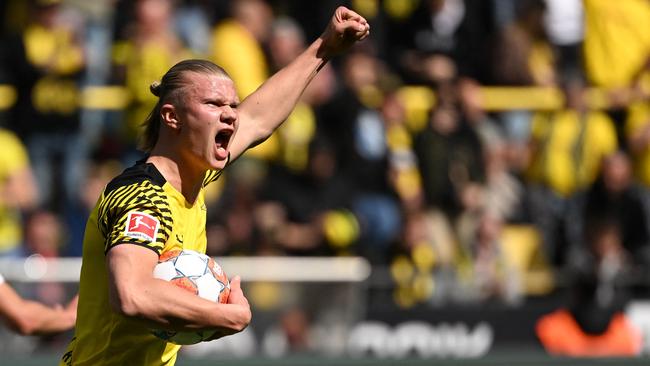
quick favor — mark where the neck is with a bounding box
[147,147,206,204]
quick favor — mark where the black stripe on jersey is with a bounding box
[105,241,164,256]
[98,185,134,237]
[105,161,166,195]
[143,182,174,234]
[203,170,222,186]
[97,162,173,253]
[100,182,171,248]
[113,185,144,213]
[203,153,229,187]
[98,184,129,220]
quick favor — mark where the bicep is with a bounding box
[228,112,262,162]
[106,244,158,314]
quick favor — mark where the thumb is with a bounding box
[229,275,242,290]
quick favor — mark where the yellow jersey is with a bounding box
[60,160,224,366]
[0,128,30,254]
[527,110,618,197]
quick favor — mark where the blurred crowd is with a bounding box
[1,0,650,322]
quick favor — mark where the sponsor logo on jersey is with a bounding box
[125,211,159,242]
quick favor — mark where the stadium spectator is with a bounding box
[491,0,555,87]
[526,76,618,265]
[0,272,77,336]
[412,91,485,221]
[174,0,213,55]
[392,0,464,85]
[268,16,306,72]
[22,209,72,318]
[210,0,272,100]
[626,107,650,187]
[59,6,369,365]
[464,212,522,304]
[536,222,643,357]
[383,0,496,84]
[257,136,354,256]
[542,0,584,81]
[491,0,555,175]
[63,159,123,257]
[565,151,650,273]
[23,209,66,258]
[1,0,87,210]
[317,50,403,262]
[266,15,337,174]
[109,0,193,162]
[582,0,650,91]
[456,78,524,222]
[209,0,276,164]
[582,0,650,149]
[0,127,38,257]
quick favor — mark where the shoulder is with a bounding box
[99,162,171,219]
[97,162,173,248]
[105,161,167,195]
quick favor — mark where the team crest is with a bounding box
[125,212,159,242]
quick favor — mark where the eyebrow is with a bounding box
[204,96,239,106]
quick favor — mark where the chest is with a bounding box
[164,195,208,254]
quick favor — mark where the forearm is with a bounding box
[114,277,249,333]
[9,300,75,335]
[238,38,327,144]
[0,283,75,335]
[229,6,368,159]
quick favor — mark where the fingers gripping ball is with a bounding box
[151,249,230,344]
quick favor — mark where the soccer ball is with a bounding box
[150,249,230,345]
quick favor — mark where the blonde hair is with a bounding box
[141,59,231,152]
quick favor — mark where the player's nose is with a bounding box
[221,105,237,124]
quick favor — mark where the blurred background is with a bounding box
[1,0,650,364]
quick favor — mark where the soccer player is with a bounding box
[0,273,77,335]
[60,6,369,366]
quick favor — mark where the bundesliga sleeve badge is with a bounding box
[125,211,160,242]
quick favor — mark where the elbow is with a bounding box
[109,291,142,318]
[234,308,253,333]
[250,126,275,148]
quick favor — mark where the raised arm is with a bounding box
[228,6,370,161]
[107,244,250,335]
[0,281,77,335]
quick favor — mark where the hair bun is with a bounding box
[150,81,162,97]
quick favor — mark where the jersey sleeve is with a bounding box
[97,180,172,255]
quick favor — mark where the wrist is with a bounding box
[313,36,332,67]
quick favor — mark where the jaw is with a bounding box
[210,144,229,169]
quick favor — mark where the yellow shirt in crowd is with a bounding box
[527,110,618,197]
[0,129,30,253]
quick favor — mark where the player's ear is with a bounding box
[161,103,181,130]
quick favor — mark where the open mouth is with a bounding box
[215,130,233,150]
